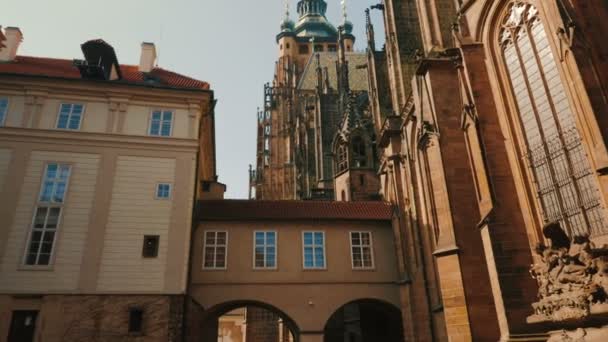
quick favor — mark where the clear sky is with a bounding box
[3,0,385,198]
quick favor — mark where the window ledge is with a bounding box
[302,268,328,272]
[18,265,54,272]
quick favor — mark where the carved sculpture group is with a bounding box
[528,223,608,323]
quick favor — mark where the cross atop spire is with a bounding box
[341,0,348,22]
[284,0,290,19]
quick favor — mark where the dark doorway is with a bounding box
[7,310,38,342]
[324,299,404,342]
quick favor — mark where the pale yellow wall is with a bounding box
[0,93,195,139]
[0,151,100,292]
[96,156,176,293]
[79,101,109,133]
[3,95,24,127]
[0,148,11,193]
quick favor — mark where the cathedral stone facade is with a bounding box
[254,0,608,341]
[364,0,608,340]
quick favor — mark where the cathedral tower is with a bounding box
[253,0,366,200]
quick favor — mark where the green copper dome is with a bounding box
[342,19,353,34]
[294,0,337,40]
[280,17,296,32]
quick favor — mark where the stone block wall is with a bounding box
[1,294,184,342]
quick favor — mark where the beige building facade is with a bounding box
[0,27,219,341]
[186,200,404,342]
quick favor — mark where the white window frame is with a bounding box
[0,97,8,126]
[155,183,172,200]
[202,230,228,270]
[349,231,375,270]
[22,163,72,266]
[148,109,174,137]
[55,103,85,130]
[302,231,326,270]
[252,230,278,270]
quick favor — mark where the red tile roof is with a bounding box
[0,56,210,90]
[197,200,395,221]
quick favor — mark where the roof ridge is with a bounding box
[3,55,210,90]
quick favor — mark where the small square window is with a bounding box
[128,308,144,333]
[142,235,159,258]
[299,45,309,54]
[156,183,171,199]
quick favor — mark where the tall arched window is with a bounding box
[337,144,348,173]
[500,2,607,236]
[352,136,367,168]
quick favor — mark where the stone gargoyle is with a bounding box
[527,222,608,323]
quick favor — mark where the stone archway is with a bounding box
[323,299,404,342]
[200,300,300,342]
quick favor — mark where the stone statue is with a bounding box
[528,222,608,323]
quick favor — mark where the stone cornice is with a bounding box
[0,127,199,153]
[0,75,212,106]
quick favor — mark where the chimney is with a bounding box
[0,27,23,62]
[138,42,156,73]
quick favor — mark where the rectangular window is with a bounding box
[299,45,309,55]
[155,183,172,199]
[128,308,144,333]
[142,235,159,258]
[0,98,8,126]
[24,164,71,265]
[254,231,277,269]
[203,231,227,269]
[303,231,325,269]
[56,103,84,130]
[149,110,173,137]
[350,232,374,269]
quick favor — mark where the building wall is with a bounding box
[0,75,211,302]
[0,148,12,193]
[0,294,184,342]
[0,76,203,140]
[367,0,608,340]
[96,156,177,293]
[0,150,100,293]
[189,219,401,333]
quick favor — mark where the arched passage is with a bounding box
[200,300,300,342]
[323,299,404,342]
